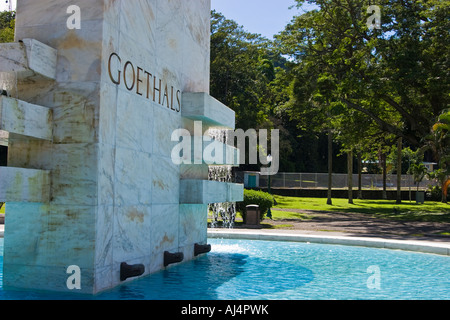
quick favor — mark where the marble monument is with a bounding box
[0,0,242,294]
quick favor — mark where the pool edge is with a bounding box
[208,229,450,256]
[2,226,450,256]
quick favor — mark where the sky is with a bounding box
[1,0,313,40]
[212,0,315,39]
[0,0,15,12]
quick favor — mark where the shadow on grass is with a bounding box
[337,206,450,222]
[274,196,450,223]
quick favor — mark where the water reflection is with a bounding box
[113,253,249,300]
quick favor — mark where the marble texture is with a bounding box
[1,0,242,295]
[202,140,240,166]
[0,167,50,202]
[180,180,244,204]
[0,39,57,80]
[0,130,8,147]
[182,92,236,129]
[21,39,58,80]
[0,97,52,141]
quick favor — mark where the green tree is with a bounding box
[426,110,450,202]
[0,11,15,43]
[276,1,382,203]
[210,10,273,130]
[411,163,427,192]
[431,110,450,171]
[276,0,449,189]
[211,11,296,171]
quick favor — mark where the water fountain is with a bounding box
[0,0,243,295]
[207,128,237,229]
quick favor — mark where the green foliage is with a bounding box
[237,189,274,221]
[411,163,427,190]
[210,10,351,173]
[427,186,444,202]
[432,110,450,170]
[210,11,275,130]
[210,10,310,172]
[275,0,449,173]
[0,11,15,43]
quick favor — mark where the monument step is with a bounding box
[0,96,53,141]
[0,167,50,203]
[182,139,240,166]
[182,93,236,130]
[0,39,57,81]
[180,179,244,204]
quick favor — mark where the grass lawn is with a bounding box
[274,195,450,223]
[270,210,311,220]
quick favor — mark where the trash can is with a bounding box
[416,191,425,204]
[245,205,260,226]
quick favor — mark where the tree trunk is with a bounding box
[443,185,447,203]
[381,153,387,200]
[358,152,363,199]
[348,150,354,204]
[443,179,449,204]
[396,137,402,204]
[327,129,333,205]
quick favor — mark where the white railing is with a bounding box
[239,172,437,190]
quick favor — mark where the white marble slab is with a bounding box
[0,39,57,80]
[0,167,50,203]
[203,140,240,166]
[2,0,242,295]
[22,39,57,80]
[0,96,52,140]
[0,43,28,73]
[180,180,244,204]
[208,230,450,256]
[182,92,236,129]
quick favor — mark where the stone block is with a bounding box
[0,96,52,141]
[180,180,244,204]
[0,39,57,80]
[0,167,50,203]
[182,92,236,129]
[1,0,242,296]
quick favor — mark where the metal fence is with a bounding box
[238,172,438,190]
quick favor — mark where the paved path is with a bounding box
[259,208,450,242]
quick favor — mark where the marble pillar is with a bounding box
[0,0,242,294]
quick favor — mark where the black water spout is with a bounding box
[164,251,184,267]
[194,243,211,256]
[120,262,145,281]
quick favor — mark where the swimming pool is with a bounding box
[1,238,449,300]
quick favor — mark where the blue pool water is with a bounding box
[1,238,449,300]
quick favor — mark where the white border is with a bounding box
[208,229,450,256]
